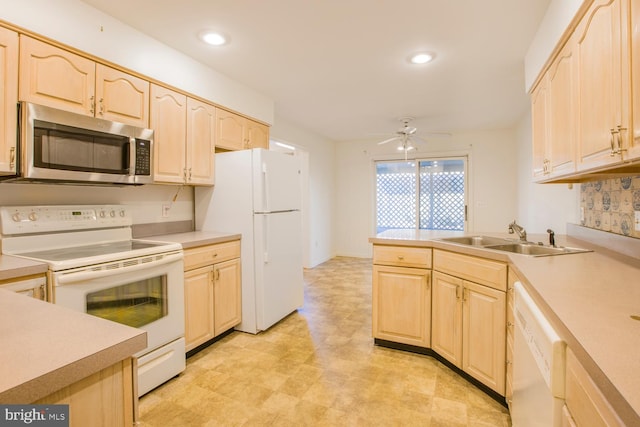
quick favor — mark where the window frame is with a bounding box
[373,154,469,233]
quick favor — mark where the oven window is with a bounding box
[86,275,168,328]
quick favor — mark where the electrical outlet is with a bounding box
[580,207,585,222]
[162,205,170,218]
[635,211,640,231]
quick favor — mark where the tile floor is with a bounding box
[139,256,511,426]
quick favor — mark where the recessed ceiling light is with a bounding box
[199,31,228,46]
[409,52,435,64]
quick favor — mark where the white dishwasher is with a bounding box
[511,281,566,427]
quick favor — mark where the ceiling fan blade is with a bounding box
[377,136,400,145]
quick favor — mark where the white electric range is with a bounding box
[0,205,186,396]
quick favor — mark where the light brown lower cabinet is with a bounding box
[183,240,242,352]
[372,264,431,347]
[34,358,136,427]
[564,348,625,427]
[432,249,507,395]
[0,273,48,301]
[431,270,506,395]
[505,268,518,408]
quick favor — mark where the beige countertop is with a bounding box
[370,227,640,425]
[0,289,147,404]
[146,230,241,249]
[0,255,48,281]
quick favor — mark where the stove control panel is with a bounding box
[0,205,133,235]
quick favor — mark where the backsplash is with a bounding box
[580,176,640,238]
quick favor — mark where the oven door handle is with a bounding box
[55,252,183,285]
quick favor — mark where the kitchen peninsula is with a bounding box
[370,225,640,426]
[0,286,146,426]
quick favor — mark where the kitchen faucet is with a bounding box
[508,220,527,242]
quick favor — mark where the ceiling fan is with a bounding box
[377,117,448,159]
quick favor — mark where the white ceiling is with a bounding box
[80,0,551,142]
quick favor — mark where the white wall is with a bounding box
[515,111,579,234]
[270,116,336,268]
[0,0,273,124]
[334,130,520,258]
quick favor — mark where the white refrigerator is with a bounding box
[195,148,303,334]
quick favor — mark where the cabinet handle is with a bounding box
[610,128,620,156]
[90,95,95,115]
[617,125,627,156]
[507,321,514,328]
[397,255,404,260]
[188,167,192,181]
[215,269,220,280]
[211,253,218,259]
[99,98,104,115]
[462,288,468,302]
[38,284,47,301]
[9,147,15,169]
[456,285,461,299]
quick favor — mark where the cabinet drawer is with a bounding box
[433,249,506,291]
[373,245,431,268]
[184,240,241,270]
[565,348,624,427]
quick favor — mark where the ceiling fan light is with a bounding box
[409,52,435,64]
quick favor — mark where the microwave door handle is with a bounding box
[55,252,183,285]
[128,138,135,175]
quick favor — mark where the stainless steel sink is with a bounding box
[439,235,514,246]
[484,243,592,257]
[439,235,591,256]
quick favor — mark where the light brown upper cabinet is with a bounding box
[548,38,577,178]
[216,108,269,151]
[531,75,549,180]
[629,0,640,160]
[0,27,18,176]
[19,35,149,127]
[575,0,628,171]
[151,85,215,185]
[531,0,640,181]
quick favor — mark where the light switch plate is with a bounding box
[635,211,640,231]
[580,207,585,222]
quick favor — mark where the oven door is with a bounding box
[52,251,184,355]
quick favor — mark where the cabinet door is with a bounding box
[575,0,626,170]
[151,84,187,184]
[531,76,549,180]
[216,108,245,151]
[372,265,431,347]
[19,36,95,116]
[184,266,214,352]
[628,0,640,160]
[0,27,18,175]
[245,119,269,149]
[548,38,577,177]
[95,64,149,127]
[213,258,242,336]
[462,280,506,395]
[431,271,463,368]
[186,98,215,185]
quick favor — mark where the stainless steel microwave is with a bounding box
[9,102,154,185]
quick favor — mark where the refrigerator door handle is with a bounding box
[262,162,270,213]
[262,214,269,264]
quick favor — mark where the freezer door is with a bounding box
[253,211,303,330]
[252,149,301,212]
